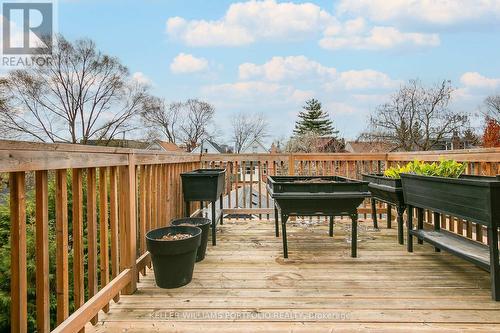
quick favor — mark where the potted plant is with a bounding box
[146,225,201,288]
[171,217,211,262]
[397,159,500,301]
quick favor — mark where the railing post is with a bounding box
[121,154,137,294]
[288,154,295,175]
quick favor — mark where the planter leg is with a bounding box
[281,213,288,258]
[371,198,378,229]
[387,204,392,229]
[407,205,413,252]
[329,216,334,237]
[274,205,279,237]
[397,205,405,245]
[433,212,441,252]
[219,194,223,225]
[488,226,500,301]
[417,208,424,245]
[211,201,216,246]
[185,201,190,217]
[351,212,358,258]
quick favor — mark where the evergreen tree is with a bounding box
[293,99,337,136]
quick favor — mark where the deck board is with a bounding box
[87,218,500,332]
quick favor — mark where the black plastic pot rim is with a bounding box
[400,173,500,187]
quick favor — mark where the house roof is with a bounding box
[157,141,184,152]
[241,138,268,153]
[345,141,397,153]
[207,140,225,153]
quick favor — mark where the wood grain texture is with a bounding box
[35,170,50,333]
[99,167,110,313]
[56,169,69,324]
[88,218,500,333]
[72,169,85,312]
[10,172,27,333]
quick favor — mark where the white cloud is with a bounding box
[239,56,336,81]
[238,56,398,91]
[336,0,500,26]
[202,80,312,103]
[460,72,500,89]
[166,0,334,46]
[170,53,209,74]
[320,24,440,50]
[132,72,152,86]
[327,101,359,114]
[336,70,400,90]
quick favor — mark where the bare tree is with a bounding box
[285,132,344,153]
[364,79,468,151]
[484,94,500,121]
[179,99,215,151]
[140,97,181,142]
[0,36,152,144]
[231,112,268,153]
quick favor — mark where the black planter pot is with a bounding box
[171,217,211,262]
[362,173,406,244]
[181,169,226,202]
[146,226,202,288]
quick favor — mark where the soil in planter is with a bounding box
[293,179,337,184]
[159,233,192,241]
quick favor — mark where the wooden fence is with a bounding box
[0,140,200,333]
[2,141,500,332]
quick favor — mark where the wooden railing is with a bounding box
[0,141,200,333]
[202,149,500,244]
[2,141,500,332]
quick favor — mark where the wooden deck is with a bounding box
[88,217,500,332]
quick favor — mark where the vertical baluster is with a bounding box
[35,170,50,332]
[87,168,98,324]
[72,169,85,326]
[10,172,27,333]
[55,169,69,324]
[99,167,110,312]
[110,166,120,303]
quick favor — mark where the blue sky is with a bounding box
[57,0,500,144]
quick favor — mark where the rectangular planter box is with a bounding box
[401,173,500,301]
[267,176,370,259]
[268,176,369,196]
[362,173,404,207]
[401,174,500,226]
[181,169,226,202]
[362,173,406,244]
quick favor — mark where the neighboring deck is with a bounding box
[89,218,500,332]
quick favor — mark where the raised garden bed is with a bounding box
[401,173,500,301]
[362,173,406,244]
[181,168,226,246]
[267,176,370,258]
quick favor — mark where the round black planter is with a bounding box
[171,217,211,262]
[146,226,201,288]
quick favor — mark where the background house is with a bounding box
[345,140,397,153]
[147,140,185,152]
[191,139,231,154]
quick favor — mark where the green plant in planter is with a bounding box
[384,159,466,179]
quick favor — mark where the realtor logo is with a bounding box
[2,1,53,55]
